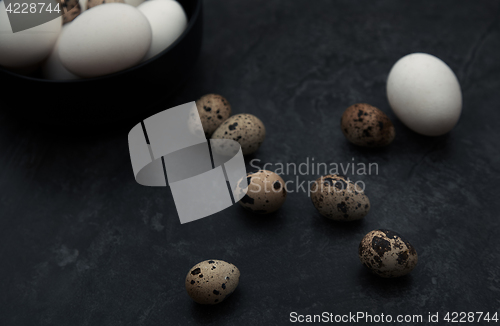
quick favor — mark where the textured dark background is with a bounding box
[1,0,500,325]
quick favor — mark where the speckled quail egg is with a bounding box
[185,260,240,305]
[87,0,124,9]
[236,170,286,214]
[195,94,232,137]
[61,0,81,24]
[359,229,418,278]
[310,174,370,221]
[211,114,265,155]
[341,103,395,147]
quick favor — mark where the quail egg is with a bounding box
[237,170,286,214]
[359,229,418,278]
[185,260,240,305]
[310,174,370,221]
[212,114,265,155]
[61,0,81,24]
[195,94,232,137]
[341,103,395,147]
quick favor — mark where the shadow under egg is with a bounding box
[356,265,415,297]
[189,288,242,323]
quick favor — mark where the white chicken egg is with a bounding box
[386,53,462,136]
[42,24,80,81]
[137,0,187,61]
[58,3,152,78]
[0,1,62,69]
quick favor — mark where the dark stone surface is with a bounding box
[1,0,500,325]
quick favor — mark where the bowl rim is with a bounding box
[0,0,202,84]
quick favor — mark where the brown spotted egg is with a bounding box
[61,0,81,24]
[185,260,240,305]
[359,229,418,278]
[211,114,265,155]
[341,103,395,147]
[310,174,370,221]
[195,94,232,137]
[87,0,125,9]
[236,170,286,214]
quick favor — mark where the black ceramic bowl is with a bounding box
[0,0,202,125]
